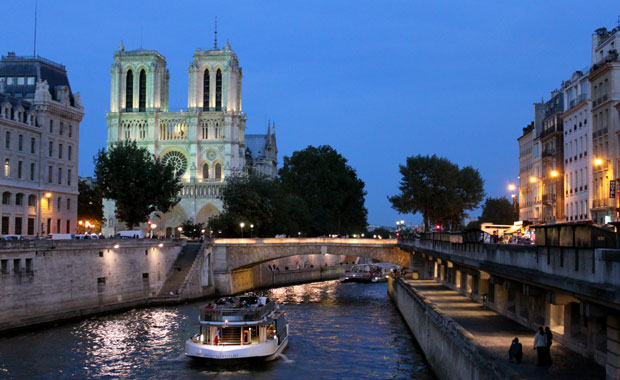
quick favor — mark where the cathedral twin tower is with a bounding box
[103,41,277,236]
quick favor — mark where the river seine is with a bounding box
[0,280,433,379]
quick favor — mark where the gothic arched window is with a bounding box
[215,69,222,111]
[139,69,146,112]
[203,163,209,179]
[125,70,134,111]
[203,69,210,110]
[215,163,222,180]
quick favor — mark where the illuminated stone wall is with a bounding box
[0,240,182,332]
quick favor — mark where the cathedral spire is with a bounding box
[119,40,125,52]
[214,17,218,49]
[267,120,271,136]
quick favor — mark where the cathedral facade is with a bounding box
[102,41,277,236]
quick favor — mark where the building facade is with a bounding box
[518,123,534,221]
[589,27,620,224]
[561,70,592,222]
[103,42,277,236]
[537,90,565,222]
[0,53,83,237]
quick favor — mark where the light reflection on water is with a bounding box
[0,281,433,380]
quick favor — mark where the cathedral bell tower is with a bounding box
[187,40,242,113]
[109,42,169,113]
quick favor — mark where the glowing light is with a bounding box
[530,177,537,183]
[113,244,120,249]
[240,222,245,228]
[550,170,559,177]
[78,220,83,225]
[158,243,163,247]
[507,184,516,191]
[44,192,52,198]
[594,158,603,166]
[150,223,157,229]
[177,227,183,232]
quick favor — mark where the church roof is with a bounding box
[245,134,271,159]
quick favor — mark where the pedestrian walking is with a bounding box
[508,337,523,363]
[545,326,553,366]
[533,327,547,366]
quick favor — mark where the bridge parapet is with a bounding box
[213,238,397,247]
[400,238,620,305]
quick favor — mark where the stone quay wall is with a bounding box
[0,240,183,332]
[388,276,521,380]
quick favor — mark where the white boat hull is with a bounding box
[185,334,288,361]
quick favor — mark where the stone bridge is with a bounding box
[209,238,407,294]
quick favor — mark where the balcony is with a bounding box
[542,148,556,158]
[592,198,614,209]
[542,193,556,204]
[568,94,588,111]
[179,182,225,199]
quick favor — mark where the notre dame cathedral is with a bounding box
[102,39,277,236]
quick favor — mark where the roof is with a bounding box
[0,53,74,105]
[0,92,33,113]
[245,134,271,159]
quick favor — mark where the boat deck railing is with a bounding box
[200,301,276,322]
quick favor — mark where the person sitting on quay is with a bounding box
[533,326,547,366]
[508,337,523,364]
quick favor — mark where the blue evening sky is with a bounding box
[4,1,618,227]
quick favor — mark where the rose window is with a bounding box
[162,151,188,177]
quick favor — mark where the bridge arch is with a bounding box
[212,238,409,271]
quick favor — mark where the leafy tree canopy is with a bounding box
[479,197,517,225]
[388,154,485,230]
[279,145,368,236]
[78,179,103,224]
[94,141,182,229]
[208,174,281,237]
[210,145,368,237]
[180,219,205,239]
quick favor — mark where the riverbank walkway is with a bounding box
[402,279,605,380]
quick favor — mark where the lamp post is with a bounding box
[240,222,245,238]
[250,224,254,238]
[507,183,518,213]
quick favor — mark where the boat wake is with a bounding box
[169,353,189,362]
[279,354,294,363]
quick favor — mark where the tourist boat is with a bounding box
[340,263,402,283]
[185,293,288,361]
[340,263,384,282]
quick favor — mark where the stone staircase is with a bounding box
[156,242,203,298]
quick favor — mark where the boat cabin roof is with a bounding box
[200,293,277,324]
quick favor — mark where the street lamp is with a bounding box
[529,176,538,183]
[594,158,604,166]
[250,224,254,238]
[550,170,559,178]
[507,184,517,192]
[240,222,245,238]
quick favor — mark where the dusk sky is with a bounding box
[4,1,618,227]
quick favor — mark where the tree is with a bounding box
[479,197,518,225]
[208,174,281,237]
[369,227,391,239]
[279,145,368,236]
[389,154,485,230]
[180,219,205,239]
[77,179,103,229]
[94,141,182,229]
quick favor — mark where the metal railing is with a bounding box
[200,301,276,322]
